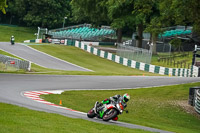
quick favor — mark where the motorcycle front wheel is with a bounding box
[103,109,118,121]
[87,108,96,118]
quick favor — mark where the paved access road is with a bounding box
[0,74,199,133]
[0,42,91,71]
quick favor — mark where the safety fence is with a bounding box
[0,54,31,71]
[74,41,199,77]
[188,87,200,115]
[116,44,152,64]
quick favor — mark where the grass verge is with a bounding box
[0,25,36,42]
[41,82,200,133]
[0,50,22,59]
[0,45,158,75]
[151,52,193,69]
[29,44,158,76]
[0,102,150,133]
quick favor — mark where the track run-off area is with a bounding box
[0,42,200,132]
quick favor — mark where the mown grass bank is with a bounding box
[41,82,200,133]
[29,44,158,76]
[0,103,150,133]
[0,25,36,42]
[0,45,158,75]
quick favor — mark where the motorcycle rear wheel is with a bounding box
[87,108,96,118]
[103,109,118,121]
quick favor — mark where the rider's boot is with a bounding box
[112,116,118,121]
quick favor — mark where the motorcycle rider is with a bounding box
[94,93,130,114]
[10,35,15,45]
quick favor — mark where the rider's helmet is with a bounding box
[123,93,130,102]
[11,35,14,38]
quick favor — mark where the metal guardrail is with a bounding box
[0,54,31,71]
[188,87,200,115]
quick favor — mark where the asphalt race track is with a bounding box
[0,42,91,71]
[1,42,200,132]
[0,74,199,133]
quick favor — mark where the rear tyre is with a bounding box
[103,109,118,121]
[87,108,96,118]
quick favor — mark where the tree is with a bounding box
[145,17,163,55]
[71,0,109,26]
[23,0,71,28]
[71,0,138,43]
[170,38,182,53]
[106,0,135,43]
[0,0,7,14]
[144,0,163,54]
[4,0,71,28]
[160,0,200,35]
[131,0,156,48]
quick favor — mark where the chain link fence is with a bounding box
[156,42,171,55]
[0,54,31,71]
[116,43,152,64]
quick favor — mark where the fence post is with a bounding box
[28,61,31,71]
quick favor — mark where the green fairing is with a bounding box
[99,111,104,118]
[102,99,109,104]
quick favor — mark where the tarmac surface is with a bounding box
[1,42,199,132]
[0,74,199,133]
[0,42,91,71]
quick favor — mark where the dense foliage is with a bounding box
[1,0,200,49]
[1,0,71,28]
[0,0,7,14]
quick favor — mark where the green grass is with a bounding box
[151,52,193,69]
[41,82,200,133]
[0,103,150,133]
[0,62,26,73]
[29,44,158,76]
[0,50,22,59]
[0,25,36,42]
[0,45,158,75]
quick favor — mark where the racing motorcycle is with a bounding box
[87,100,128,121]
[10,36,15,45]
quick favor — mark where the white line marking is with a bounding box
[20,43,93,72]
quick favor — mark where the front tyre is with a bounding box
[87,108,96,118]
[103,109,118,121]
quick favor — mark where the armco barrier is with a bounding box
[0,54,31,71]
[75,41,199,77]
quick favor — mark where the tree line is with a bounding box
[0,0,200,53]
[0,0,71,28]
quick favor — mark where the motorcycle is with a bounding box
[11,37,15,45]
[87,100,127,121]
